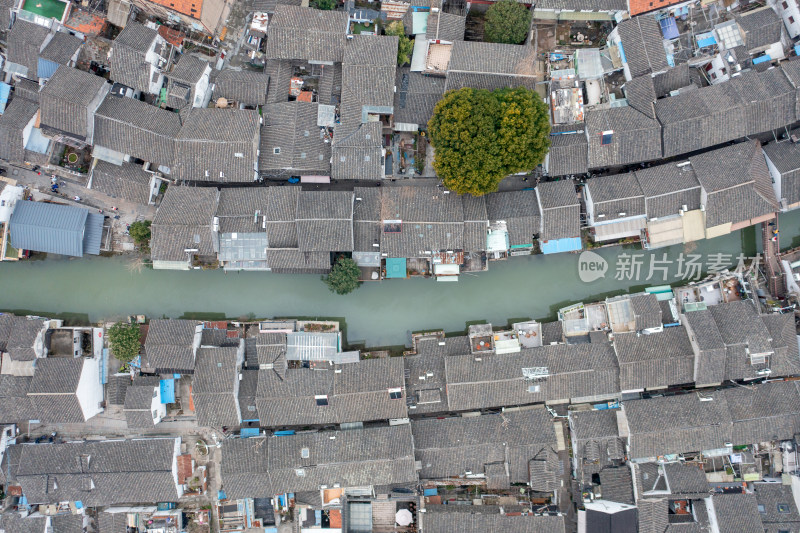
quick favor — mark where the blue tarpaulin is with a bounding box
[275,430,295,436]
[696,32,716,48]
[0,82,10,114]
[659,17,679,40]
[424,488,438,496]
[160,378,175,404]
[753,54,772,65]
[240,427,260,438]
[795,44,800,56]
[540,237,582,255]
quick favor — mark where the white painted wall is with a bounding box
[171,437,185,498]
[763,149,785,209]
[775,0,800,38]
[193,65,212,108]
[76,357,104,421]
[151,385,166,424]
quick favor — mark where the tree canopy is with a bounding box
[485,0,532,45]
[313,0,336,10]
[427,86,550,195]
[108,323,141,363]
[323,257,362,295]
[385,21,413,66]
[129,220,151,247]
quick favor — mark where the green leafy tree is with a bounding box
[485,0,531,45]
[385,21,413,66]
[323,257,361,295]
[129,220,152,247]
[313,0,336,9]
[428,87,550,196]
[108,323,141,363]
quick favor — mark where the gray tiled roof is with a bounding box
[353,187,381,251]
[39,66,108,140]
[331,122,384,180]
[536,0,626,9]
[166,54,208,109]
[379,186,464,257]
[51,514,85,533]
[94,95,181,170]
[264,58,294,103]
[0,0,13,33]
[259,102,331,177]
[422,511,566,533]
[124,383,157,429]
[151,187,218,262]
[587,173,645,221]
[624,75,656,119]
[537,180,581,240]
[598,467,634,504]
[2,315,45,361]
[213,69,270,106]
[28,358,87,423]
[194,346,242,427]
[635,162,701,219]
[0,375,34,422]
[393,68,445,127]
[110,22,160,92]
[425,11,466,42]
[736,7,782,51]
[0,514,48,533]
[96,511,128,533]
[14,79,42,103]
[683,309,727,386]
[10,437,180,506]
[173,108,260,183]
[412,409,556,483]
[616,16,668,78]
[255,357,407,426]
[614,327,694,391]
[265,187,299,248]
[221,425,417,498]
[90,160,152,205]
[624,391,732,459]
[238,369,259,420]
[762,312,800,378]
[445,341,620,411]
[656,69,796,158]
[448,41,537,77]
[266,249,331,273]
[39,31,82,65]
[486,190,540,246]
[0,97,39,164]
[586,107,662,168]
[652,64,691,97]
[726,380,800,445]
[296,190,353,252]
[631,293,661,330]
[141,318,198,373]
[6,20,50,78]
[763,140,800,206]
[548,125,588,177]
[265,5,349,62]
[691,141,778,228]
[445,41,537,91]
[713,493,764,533]
[753,483,800,531]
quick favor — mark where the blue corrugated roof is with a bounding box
[659,17,679,40]
[696,32,716,48]
[37,58,60,80]
[9,201,91,257]
[385,258,407,278]
[160,378,175,404]
[540,237,582,255]
[0,83,10,114]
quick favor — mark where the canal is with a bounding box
[0,212,796,348]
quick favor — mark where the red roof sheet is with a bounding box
[158,25,186,48]
[65,7,107,35]
[629,0,685,16]
[177,454,193,484]
[149,0,203,18]
[329,510,342,529]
